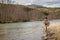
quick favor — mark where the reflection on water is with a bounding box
[0,20,60,40]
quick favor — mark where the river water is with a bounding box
[0,20,60,40]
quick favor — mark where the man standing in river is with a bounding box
[43,16,50,40]
[44,16,50,32]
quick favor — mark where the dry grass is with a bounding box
[47,23,60,40]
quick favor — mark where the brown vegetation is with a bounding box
[0,3,60,23]
[47,23,60,40]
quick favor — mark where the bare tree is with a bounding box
[12,1,15,4]
[24,7,33,21]
[2,0,4,3]
[1,0,16,4]
[7,0,11,4]
[1,0,11,4]
[7,0,15,4]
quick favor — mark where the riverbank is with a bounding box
[0,3,60,23]
[47,23,60,40]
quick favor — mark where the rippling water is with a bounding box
[0,20,60,27]
[0,20,60,40]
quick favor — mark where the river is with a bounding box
[0,20,60,40]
